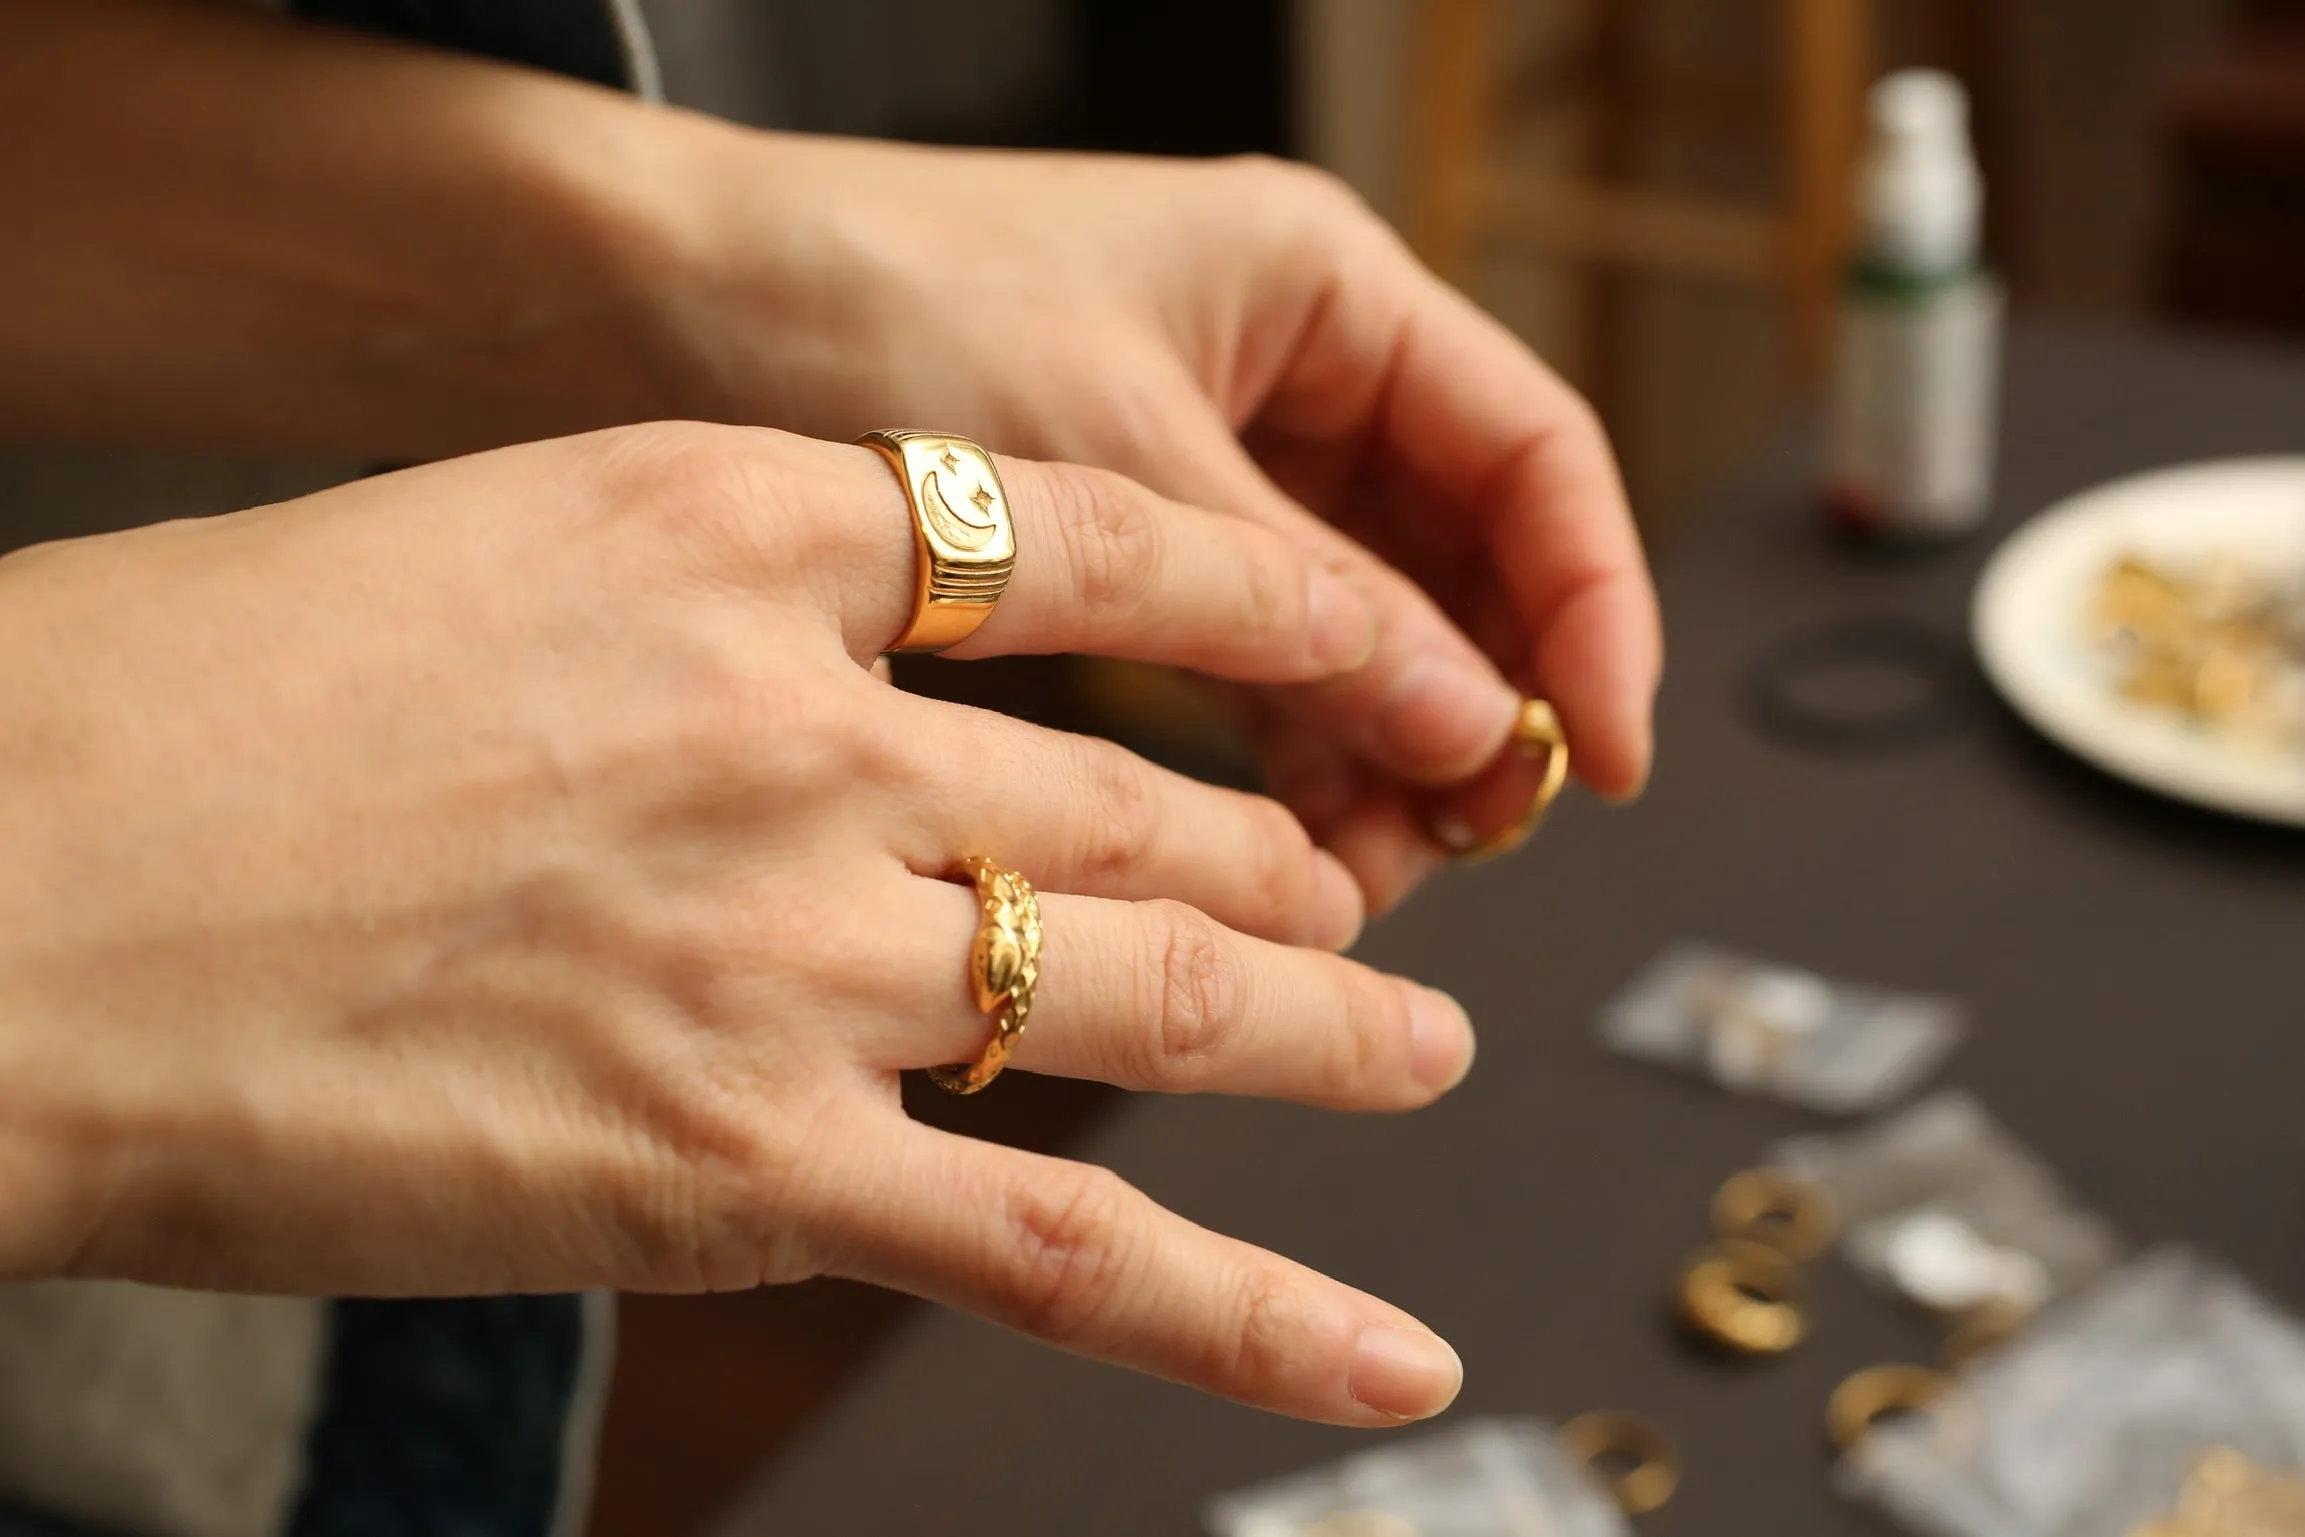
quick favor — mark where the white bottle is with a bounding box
[1822,70,2003,539]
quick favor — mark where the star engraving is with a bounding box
[938,448,961,473]
[970,485,997,516]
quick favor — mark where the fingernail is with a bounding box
[1349,1324,1464,1421]
[1595,715,1656,807]
[1313,852,1366,951]
[1406,985,1474,1091]
[1378,657,1518,775]
[1306,567,1379,672]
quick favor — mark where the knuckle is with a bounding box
[1138,899,1244,1088]
[598,1046,846,1293]
[1003,1164,1138,1344]
[1226,153,1360,218]
[1235,792,1320,932]
[1329,967,1409,1099]
[1042,462,1161,618]
[1066,739,1160,886]
[1206,1264,1302,1396]
[595,421,783,579]
[1551,381,1607,446]
[1234,535,1298,642]
[668,648,891,800]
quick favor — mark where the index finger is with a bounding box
[819,437,1381,681]
[1256,214,1664,799]
[1404,285,1662,801]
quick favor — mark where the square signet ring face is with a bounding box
[861,430,1017,655]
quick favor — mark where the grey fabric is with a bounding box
[0,1286,324,1537]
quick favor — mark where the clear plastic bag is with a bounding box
[1597,944,1964,1112]
[1843,1248,2305,1537]
[1204,1419,1629,1537]
[1771,1091,2122,1325]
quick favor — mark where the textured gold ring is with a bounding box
[1559,1411,1681,1516]
[1441,698,1572,863]
[860,429,1016,654]
[1712,1167,1838,1262]
[1677,1239,1810,1356]
[1827,1364,1950,1454]
[929,856,1043,1095]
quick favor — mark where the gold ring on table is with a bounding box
[1676,1239,1811,1356]
[1302,1512,1423,1537]
[1440,698,1572,863]
[1826,1364,1951,1455]
[1711,1167,1838,1263]
[859,429,1017,654]
[1940,1295,2032,1370]
[1559,1411,1682,1516]
[928,856,1043,1095]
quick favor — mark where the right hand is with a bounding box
[0,423,1473,1426]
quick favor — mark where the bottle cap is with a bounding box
[1858,69,1982,276]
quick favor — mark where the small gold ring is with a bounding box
[1940,1296,2030,1369]
[1559,1411,1681,1516]
[1711,1168,1838,1262]
[1441,698,1572,863]
[860,430,1017,654]
[1827,1364,1950,1454]
[1676,1239,1810,1355]
[1303,1512,1422,1537]
[928,856,1042,1095]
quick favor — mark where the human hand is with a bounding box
[648,134,1664,907]
[0,423,1472,1425]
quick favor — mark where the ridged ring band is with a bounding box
[860,429,1017,654]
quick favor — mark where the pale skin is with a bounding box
[0,1,1662,1424]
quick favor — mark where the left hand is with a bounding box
[641,134,1664,911]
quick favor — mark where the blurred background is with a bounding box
[3,2,2300,1533]
[586,5,2305,1534]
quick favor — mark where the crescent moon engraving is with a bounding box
[919,469,1001,552]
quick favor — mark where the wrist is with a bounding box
[0,561,125,1280]
[617,125,942,438]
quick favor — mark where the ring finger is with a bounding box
[866,877,1474,1111]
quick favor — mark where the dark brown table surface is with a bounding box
[719,326,2305,1537]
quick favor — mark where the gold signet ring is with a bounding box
[929,856,1044,1095]
[1440,698,1572,863]
[860,430,1017,654]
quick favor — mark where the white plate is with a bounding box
[1971,457,2305,825]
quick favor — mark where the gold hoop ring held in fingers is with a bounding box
[1442,698,1572,863]
[929,856,1043,1095]
[860,430,1017,654]
[1559,1412,1681,1516]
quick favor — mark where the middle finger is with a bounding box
[883,691,1364,951]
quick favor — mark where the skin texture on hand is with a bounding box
[647,137,1664,905]
[0,424,1470,1426]
[0,0,1660,913]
